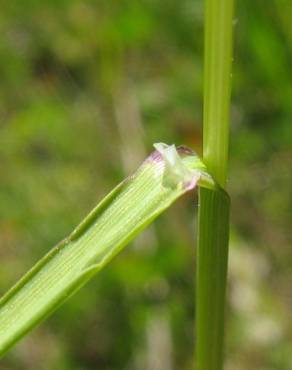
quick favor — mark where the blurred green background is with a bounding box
[0,0,291,369]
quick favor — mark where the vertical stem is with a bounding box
[196,0,234,369]
[203,0,234,187]
[196,188,230,370]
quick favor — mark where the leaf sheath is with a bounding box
[196,187,230,370]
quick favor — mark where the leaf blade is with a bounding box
[0,145,206,356]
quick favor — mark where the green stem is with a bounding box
[203,0,234,187]
[196,188,230,370]
[196,0,234,369]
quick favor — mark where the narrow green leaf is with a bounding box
[0,144,211,357]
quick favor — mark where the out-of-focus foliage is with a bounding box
[0,0,291,369]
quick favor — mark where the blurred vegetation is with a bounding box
[0,0,291,369]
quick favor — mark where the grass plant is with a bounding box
[0,1,235,368]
